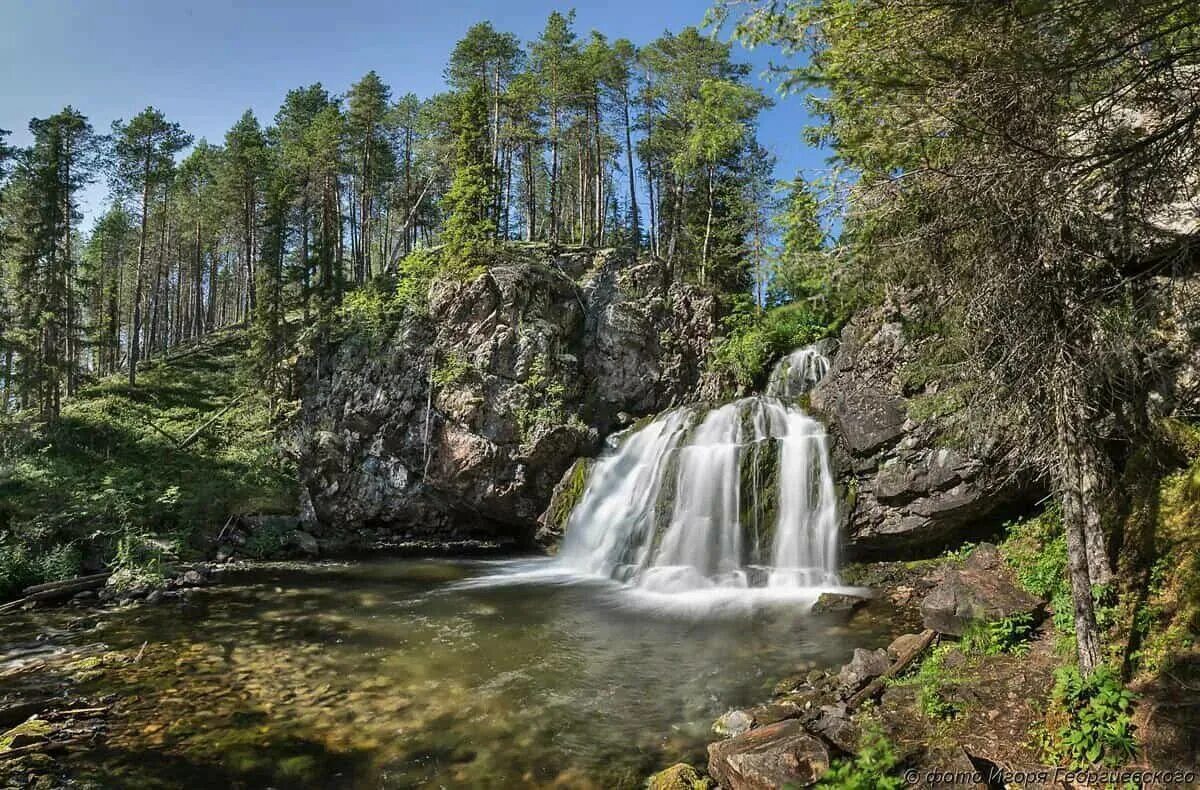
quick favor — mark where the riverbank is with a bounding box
[652,519,1200,788]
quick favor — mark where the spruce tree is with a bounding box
[441,84,497,271]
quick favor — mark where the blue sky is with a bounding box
[1,0,826,226]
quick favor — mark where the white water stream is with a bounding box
[554,346,841,596]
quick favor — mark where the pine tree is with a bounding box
[111,107,192,386]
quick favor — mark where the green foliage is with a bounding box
[813,720,904,789]
[0,331,295,600]
[433,351,474,388]
[1001,508,1068,600]
[335,282,403,340]
[394,249,441,314]
[109,526,167,590]
[711,300,829,389]
[515,356,571,441]
[441,83,497,269]
[910,644,963,721]
[962,614,1034,656]
[243,521,293,560]
[1044,666,1137,768]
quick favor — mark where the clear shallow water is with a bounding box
[6,558,888,789]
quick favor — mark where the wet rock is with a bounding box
[535,457,591,551]
[713,709,755,738]
[707,719,831,789]
[714,701,804,738]
[920,543,1041,636]
[835,648,891,697]
[181,570,205,586]
[647,763,712,790]
[145,590,163,605]
[810,592,869,614]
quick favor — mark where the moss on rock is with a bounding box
[647,763,712,790]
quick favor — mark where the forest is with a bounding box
[0,1,1197,788]
[0,12,815,420]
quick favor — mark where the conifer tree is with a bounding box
[111,107,191,386]
[441,84,497,269]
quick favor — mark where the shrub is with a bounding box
[1044,665,1137,768]
[394,249,442,314]
[962,613,1034,656]
[913,644,963,720]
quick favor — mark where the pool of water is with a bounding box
[4,557,890,788]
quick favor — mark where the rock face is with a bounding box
[291,248,716,545]
[707,719,831,790]
[810,307,1033,554]
[920,543,1042,635]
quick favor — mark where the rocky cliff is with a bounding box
[811,305,1032,555]
[812,270,1200,556]
[290,247,717,547]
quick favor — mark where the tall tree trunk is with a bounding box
[1054,371,1105,676]
[623,87,639,252]
[701,165,714,286]
[549,108,560,244]
[129,161,151,386]
[193,218,204,338]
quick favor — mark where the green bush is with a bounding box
[711,301,829,389]
[395,249,442,314]
[813,720,904,789]
[1045,666,1137,768]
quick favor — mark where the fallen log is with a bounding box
[847,629,936,710]
[22,573,110,596]
[0,575,110,614]
[177,394,244,450]
[0,736,91,760]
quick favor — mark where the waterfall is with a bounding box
[555,345,840,595]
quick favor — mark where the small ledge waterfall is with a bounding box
[555,346,840,594]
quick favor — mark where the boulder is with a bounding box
[809,705,858,753]
[920,543,1041,636]
[647,763,712,790]
[836,648,891,698]
[713,709,755,738]
[713,702,803,738]
[289,530,320,557]
[707,719,831,790]
[886,632,930,660]
[810,592,869,615]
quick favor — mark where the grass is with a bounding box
[0,329,296,599]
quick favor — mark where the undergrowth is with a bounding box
[813,719,904,789]
[0,330,295,599]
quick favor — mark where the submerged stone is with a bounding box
[810,592,869,615]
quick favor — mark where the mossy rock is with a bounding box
[0,717,54,751]
[647,763,712,790]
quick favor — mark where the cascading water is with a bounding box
[555,345,841,595]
